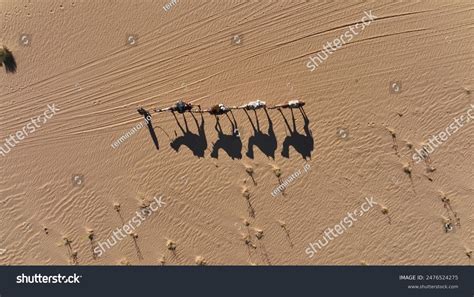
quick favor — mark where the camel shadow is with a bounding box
[137,108,159,150]
[170,112,207,158]
[245,108,277,159]
[211,111,242,159]
[279,107,313,160]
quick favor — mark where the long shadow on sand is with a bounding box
[279,107,313,160]
[170,112,207,158]
[244,108,277,159]
[211,111,242,159]
[137,108,159,150]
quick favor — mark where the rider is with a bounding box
[270,99,305,109]
[239,100,267,110]
[207,104,235,115]
[156,100,197,113]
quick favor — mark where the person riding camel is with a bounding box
[155,100,199,114]
[269,99,305,109]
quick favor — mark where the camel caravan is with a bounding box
[145,99,305,116]
[138,99,311,159]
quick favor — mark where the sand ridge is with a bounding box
[0,0,472,265]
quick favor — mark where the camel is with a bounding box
[155,100,200,114]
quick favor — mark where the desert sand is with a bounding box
[0,0,472,265]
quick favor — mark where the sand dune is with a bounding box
[0,0,472,265]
